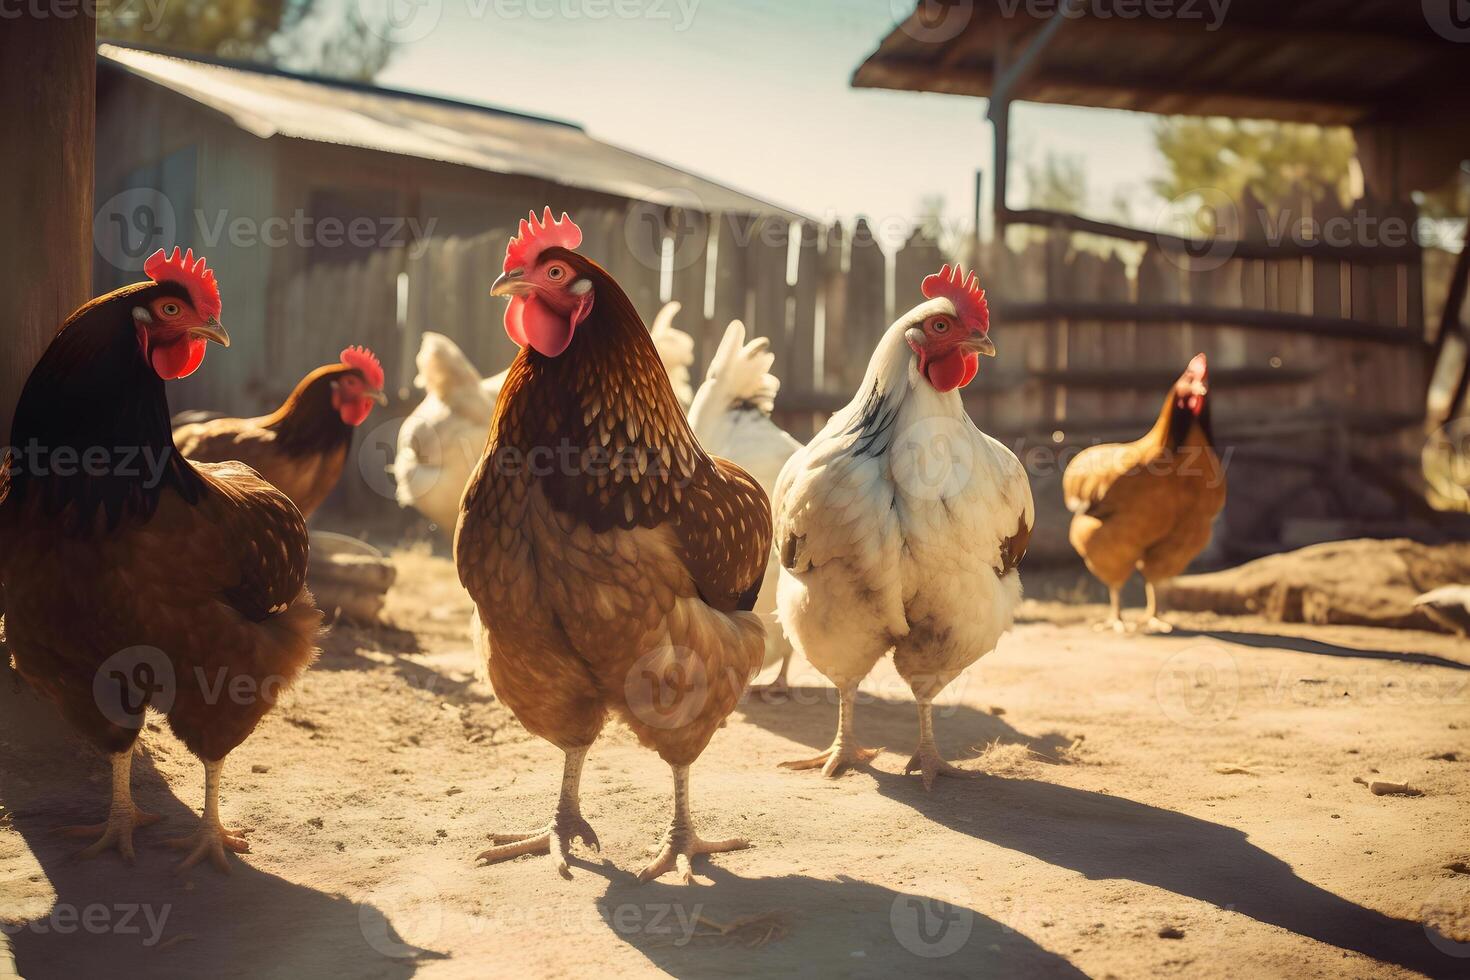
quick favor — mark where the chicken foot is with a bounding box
[779,683,879,777]
[1141,581,1174,633]
[477,746,599,879]
[165,758,251,874]
[1093,586,1130,633]
[638,764,749,884]
[56,747,162,863]
[749,653,792,701]
[904,699,981,790]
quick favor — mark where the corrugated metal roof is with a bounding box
[99,44,807,222]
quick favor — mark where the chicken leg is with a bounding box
[1093,586,1129,632]
[639,764,749,884]
[779,683,879,777]
[750,653,792,701]
[165,758,251,873]
[1142,581,1174,633]
[477,746,599,879]
[905,698,980,790]
[55,747,162,863]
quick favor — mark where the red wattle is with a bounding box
[924,350,979,393]
[339,397,374,426]
[505,294,573,357]
[151,338,207,380]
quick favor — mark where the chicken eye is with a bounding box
[160,302,182,318]
[931,318,950,333]
[547,265,566,281]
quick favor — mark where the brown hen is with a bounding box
[1063,353,1226,632]
[456,210,770,883]
[0,250,321,872]
[173,347,386,518]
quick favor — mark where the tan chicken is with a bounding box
[174,347,387,518]
[1063,353,1226,632]
[457,209,770,882]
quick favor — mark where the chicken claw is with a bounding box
[906,700,982,791]
[57,748,161,863]
[1140,617,1174,634]
[166,821,252,874]
[1092,617,1131,633]
[904,748,982,791]
[779,742,881,778]
[57,807,164,864]
[638,828,749,885]
[476,811,601,880]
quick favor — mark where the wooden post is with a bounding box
[0,17,95,442]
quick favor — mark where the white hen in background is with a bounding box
[689,319,804,692]
[396,304,695,536]
[393,332,495,535]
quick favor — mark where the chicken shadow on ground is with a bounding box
[737,686,1077,769]
[312,623,491,704]
[1172,628,1470,671]
[598,866,1087,978]
[742,690,1459,977]
[0,677,442,979]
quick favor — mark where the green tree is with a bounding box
[1152,117,1356,210]
[99,0,392,81]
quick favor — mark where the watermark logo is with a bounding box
[1155,642,1239,728]
[359,0,444,43]
[359,873,445,958]
[623,187,710,273]
[1421,875,1470,958]
[891,416,977,502]
[1155,187,1238,273]
[1424,0,1470,42]
[624,645,709,730]
[1424,418,1470,507]
[890,877,975,958]
[93,188,176,273]
[360,416,410,504]
[895,0,974,43]
[93,646,175,730]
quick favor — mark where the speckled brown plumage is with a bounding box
[173,363,363,517]
[0,284,322,764]
[457,249,770,767]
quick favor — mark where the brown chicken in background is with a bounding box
[173,347,386,517]
[457,209,770,883]
[0,248,321,872]
[1063,353,1226,632]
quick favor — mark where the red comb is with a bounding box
[921,264,989,334]
[341,346,384,389]
[503,208,582,273]
[144,247,221,320]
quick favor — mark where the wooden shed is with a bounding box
[94,43,808,421]
[851,2,1470,556]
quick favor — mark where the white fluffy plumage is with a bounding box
[773,294,1033,786]
[689,319,804,682]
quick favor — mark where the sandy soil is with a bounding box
[2,549,1469,979]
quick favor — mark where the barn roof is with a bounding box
[98,43,808,222]
[852,1,1470,126]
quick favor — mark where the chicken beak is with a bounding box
[491,268,533,298]
[369,389,389,406]
[964,332,997,357]
[190,316,231,348]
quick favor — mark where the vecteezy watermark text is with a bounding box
[2,441,174,488]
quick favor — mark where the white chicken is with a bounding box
[394,303,695,535]
[689,320,804,692]
[393,332,495,535]
[773,264,1034,789]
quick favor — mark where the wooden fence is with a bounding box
[262,191,1434,554]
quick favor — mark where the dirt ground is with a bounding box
[3,548,1469,979]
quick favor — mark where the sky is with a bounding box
[371,0,1169,246]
